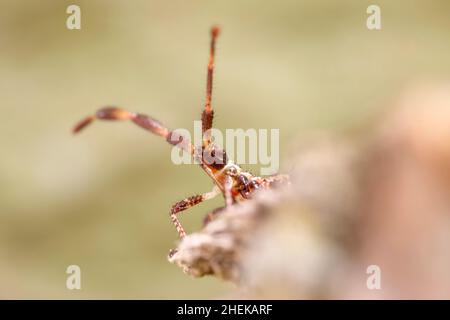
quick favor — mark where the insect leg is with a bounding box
[170,186,220,238]
[224,175,233,207]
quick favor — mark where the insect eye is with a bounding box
[238,175,249,186]
[204,147,228,170]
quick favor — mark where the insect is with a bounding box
[73,26,289,239]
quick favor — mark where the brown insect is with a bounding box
[73,26,289,239]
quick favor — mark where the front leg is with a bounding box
[224,175,233,207]
[170,187,220,238]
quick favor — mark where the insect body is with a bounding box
[73,27,289,239]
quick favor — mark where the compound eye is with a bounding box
[238,175,249,191]
[238,175,251,198]
[205,147,228,170]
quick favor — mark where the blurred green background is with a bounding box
[0,0,449,298]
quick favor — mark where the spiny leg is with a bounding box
[201,26,220,148]
[224,175,233,207]
[170,187,220,238]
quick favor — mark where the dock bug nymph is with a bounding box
[73,27,289,239]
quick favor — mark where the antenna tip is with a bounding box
[211,26,220,38]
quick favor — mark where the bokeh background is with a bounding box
[0,0,449,298]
